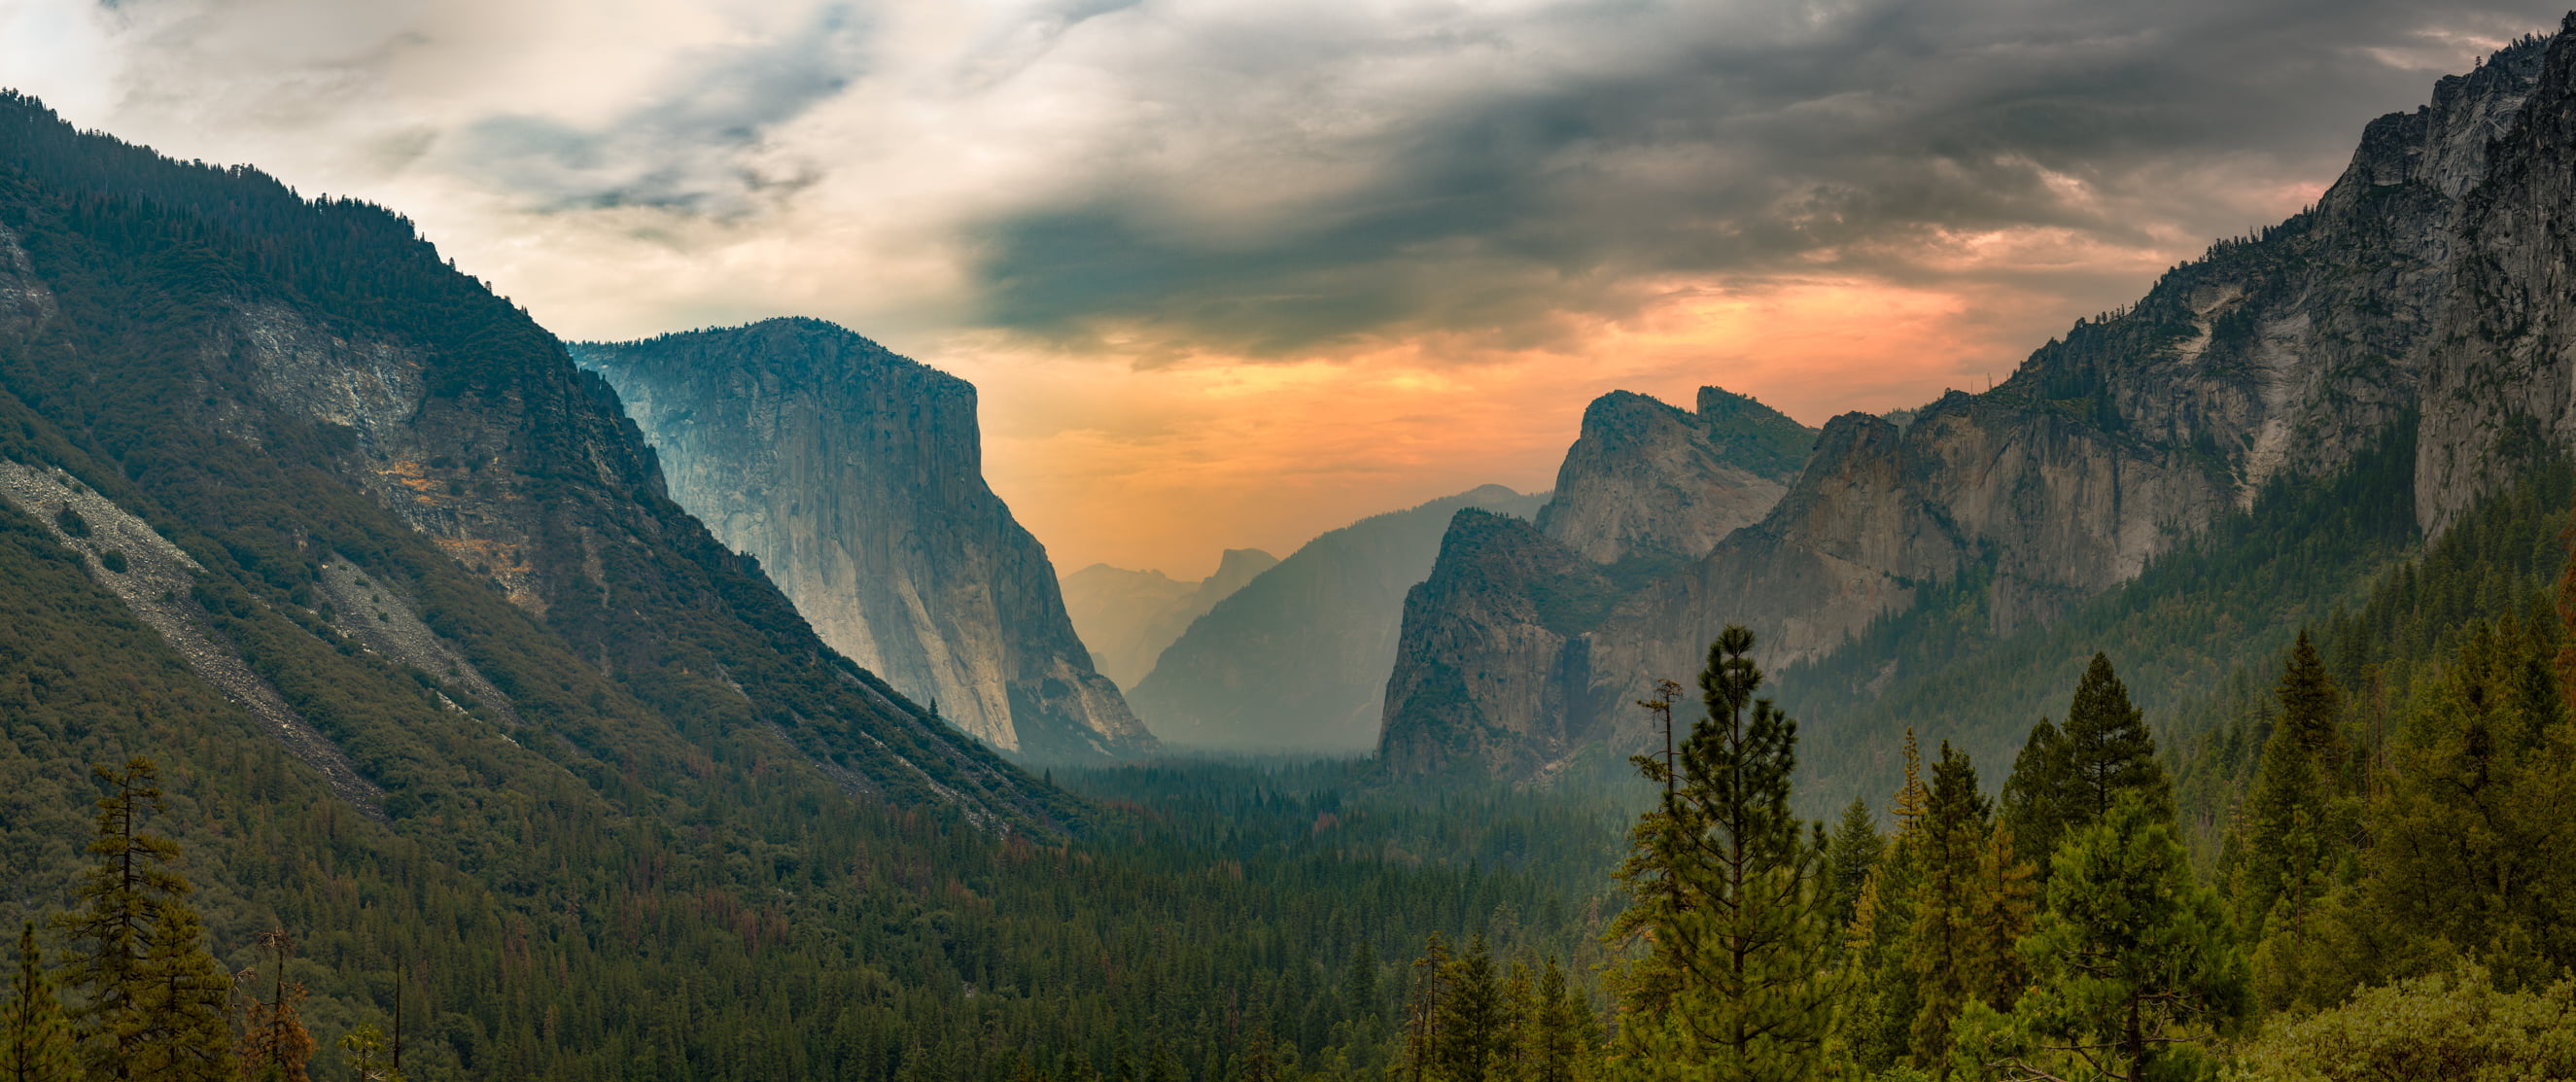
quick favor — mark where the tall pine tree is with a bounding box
[2,924,75,1082]
[1606,626,1835,1082]
[52,757,203,1080]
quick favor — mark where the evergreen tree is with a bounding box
[1999,718,2069,883]
[1960,794,2243,1082]
[2058,654,2171,821]
[52,757,193,1080]
[337,1025,403,1082]
[1904,743,1995,1069]
[1605,626,1835,1082]
[2,925,76,1082]
[1841,742,1927,1076]
[1971,823,2036,1014]
[1345,940,1381,1035]
[1405,933,1453,1082]
[125,901,230,1082]
[2347,613,2576,993]
[1434,936,1505,1082]
[1520,959,1585,1082]
[2272,631,2343,758]
[1826,798,1883,936]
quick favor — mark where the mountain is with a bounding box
[1534,387,1819,564]
[1061,547,1277,688]
[572,319,1155,761]
[1379,31,2567,782]
[1378,388,1819,776]
[0,89,1646,1082]
[1128,484,1546,753]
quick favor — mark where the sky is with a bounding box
[0,0,2563,577]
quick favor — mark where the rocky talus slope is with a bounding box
[1382,31,2574,778]
[1131,485,1546,753]
[1061,547,1277,689]
[575,319,1154,761]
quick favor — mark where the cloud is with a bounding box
[1,0,2566,572]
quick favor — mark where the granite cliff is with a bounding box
[574,319,1156,761]
[1061,547,1277,689]
[1130,485,1545,753]
[1381,31,2571,779]
[0,91,1079,828]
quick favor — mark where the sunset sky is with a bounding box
[0,0,2562,577]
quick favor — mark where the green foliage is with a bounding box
[1963,795,2243,1082]
[1826,799,1882,935]
[2227,966,2576,1082]
[1,924,75,1082]
[1605,628,1836,1082]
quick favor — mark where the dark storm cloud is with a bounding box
[442,4,868,216]
[968,0,2567,356]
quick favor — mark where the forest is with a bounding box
[10,455,2576,1082]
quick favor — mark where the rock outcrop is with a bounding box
[1381,30,2572,778]
[574,319,1156,761]
[1130,485,1546,753]
[1062,547,1277,689]
[1535,388,1815,563]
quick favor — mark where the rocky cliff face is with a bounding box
[1062,547,1277,689]
[1535,388,1815,564]
[1130,485,1545,753]
[0,93,1082,828]
[574,319,1156,761]
[1381,31,2569,778]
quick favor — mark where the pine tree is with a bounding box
[2272,631,2343,758]
[1904,742,1992,1068]
[1968,794,2243,1082]
[1405,933,1453,1082]
[1826,798,1883,935]
[1520,959,1584,1082]
[2058,654,2170,821]
[1605,626,1835,1082]
[1345,940,1380,1035]
[337,1025,404,1082]
[1892,729,1930,834]
[1970,823,2036,1014]
[1434,936,1505,1082]
[1999,718,2070,882]
[52,757,193,1080]
[1842,748,1928,1076]
[2,924,76,1082]
[125,901,230,1082]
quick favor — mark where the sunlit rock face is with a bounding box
[575,318,1156,761]
[1535,388,1815,565]
[1383,32,2572,779]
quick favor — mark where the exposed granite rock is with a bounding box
[573,318,1156,761]
[1535,388,1816,563]
[2419,17,2576,535]
[1380,32,2568,779]
[1131,485,1546,753]
[1062,547,1278,688]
